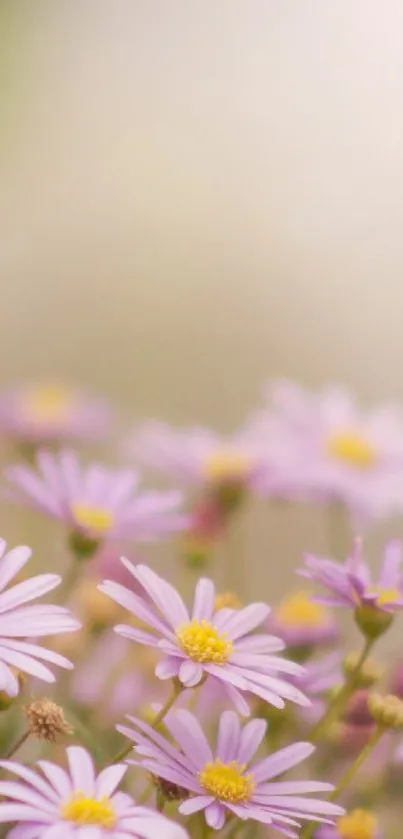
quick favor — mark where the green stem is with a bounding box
[111,685,181,764]
[299,726,384,839]
[4,729,29,759]
[309,638,374,743]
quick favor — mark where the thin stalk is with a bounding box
[309,638,374,743]
[111,685,180,764]
[299,727,384,839]
[4,730,29,759]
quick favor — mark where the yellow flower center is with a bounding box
[72,503,114,534]
[23,385,74,422]
[215,591,242,611]
[199,759,255,803]
[204,451,252,484]
[176,620,234,665]
[327,432,376,469]
[276,591,328,627]
[62,793,117,829]
[366,586,401,607]
[338,809,378,839]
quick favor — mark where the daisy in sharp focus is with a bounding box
[98,562,309,715]
[0,539,80,696]
[0,381,112,446]
[4,450,188,557]
[119,708,344,835]
[0,745,189,839]
[300,538,403,615]
[249,379,403,522]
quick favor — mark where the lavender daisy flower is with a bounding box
[99,561,309,715]
[268,590,338,651]
[120,708,344,834]
[300,539,403,615]
[0,745,188,839]
[0,539,80,696]
[0,382,111,445]
[5,450,188,557]
[128,421,271,496]
[250,380,403,522]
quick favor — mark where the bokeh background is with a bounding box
[2,1,403,631]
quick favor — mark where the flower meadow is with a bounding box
[1,381,403,838]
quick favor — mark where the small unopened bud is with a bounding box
[151,774,189,802]
[343,653,383,688]
[355,604,394,640]
[24,699,72,742]
[344,690,373,727]
[368,693,403,729]
[215,591,242,611]
[0,672,25,711]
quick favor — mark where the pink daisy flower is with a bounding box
[0,382,111,446]
[120,708,344,834]
[250,379,403,521]
[0,745,189,839]
[128,421,271,496]
[5,450,188,556]
[299,539,403,615]
[268,590,338,650]
[0,539,80,696]
[98,562,309,715]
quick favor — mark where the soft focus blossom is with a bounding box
[316,809,381,839]
[268,590,338,650]
[0,745,188,839]
[0,539,80,696]
[120,708,344,834]
[250,379,403,521]
[99,562,309,715]
[128,421,273,496]
[0,382,111,445]
[300,538,403,614]
[5,450,188,552]
[72,633,167,722]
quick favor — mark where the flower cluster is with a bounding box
[0,378,402,839]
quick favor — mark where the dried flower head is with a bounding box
[368,693,403,729]
[24,698,72,742]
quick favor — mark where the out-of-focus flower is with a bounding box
[299,540,403,636]
[0,382,112,446]
[0,539,79,696]
[316,809,381,839]
[128,421,274,502]
[249,380,403,522]
[120,708,344,833]
[71,633,166,722]
[0,745,188,839]
[5,450,188,557]
[99,562,309,715]
[268,590,338,651]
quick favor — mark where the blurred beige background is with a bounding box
[1,1,403,635]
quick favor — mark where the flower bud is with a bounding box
[355,605,394,640]
[215,592,242,611]
[368,693,403,729]
[151,774,189,802]
[343,654,382,688]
